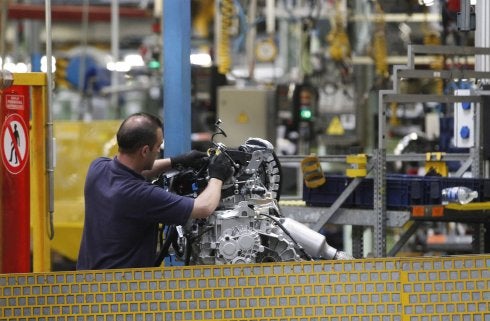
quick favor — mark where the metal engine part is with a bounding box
[279,217,351,260]
[186,200,302,265]
[160,134,352,265]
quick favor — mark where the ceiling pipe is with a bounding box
[0,1,8,64]
[45,0,55,244]
[110,0,120,117]
[7,3,150,21]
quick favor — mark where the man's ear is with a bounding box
[141,145,150,157]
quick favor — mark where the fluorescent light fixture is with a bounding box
[124,54,145,67]
[106,61,131,72]
[3,61,29,73]
[418,0,434,6]
[41,56,57,72]
[190,53,212,67]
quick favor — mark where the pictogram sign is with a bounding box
[1,113,29,174]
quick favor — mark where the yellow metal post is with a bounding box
[13,72,51,272]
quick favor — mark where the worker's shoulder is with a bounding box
[94,156,112,163]
[88,156,111,168]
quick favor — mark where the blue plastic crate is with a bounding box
[303,174,490,209]
[424,178,441,204]
[389,175,426,208]
[407,176,426,205]
[353,174,426,209]
[302,175,355,207]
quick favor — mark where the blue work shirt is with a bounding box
[77,157,194,270]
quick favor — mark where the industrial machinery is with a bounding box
[154,121,352,266]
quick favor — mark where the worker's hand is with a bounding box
[208,153,233,182]
[171,150,208,170]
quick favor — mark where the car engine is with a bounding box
[154,122,352,266]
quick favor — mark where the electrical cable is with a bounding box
[171,234,184,257]
[218,0,234,74]
[154,225,176,267]
[184,235,193,266]
[185,226,214,265]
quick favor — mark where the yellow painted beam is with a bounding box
[30,83,51,272]
[445,201,490,211]
[13,72,47,86]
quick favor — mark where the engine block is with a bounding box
[187,200,301,265]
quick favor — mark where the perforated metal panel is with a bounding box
[1,256,489,321]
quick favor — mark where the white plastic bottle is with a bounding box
[441,186,479,205]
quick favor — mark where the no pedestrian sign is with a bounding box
[1,114,29,174]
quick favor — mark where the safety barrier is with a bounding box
[1,255,489,320]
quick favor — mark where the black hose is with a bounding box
[184,235,193,266]
[184,226,213,265]
[171,235,184,257]
[154,225,178,267]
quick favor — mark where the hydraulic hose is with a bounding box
[154,225,177,267]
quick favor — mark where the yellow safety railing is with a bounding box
[12,72,51,272]
[0,255,488,320]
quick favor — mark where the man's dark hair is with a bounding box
[117,112,163,154]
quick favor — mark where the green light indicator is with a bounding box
[148,60,161,69]
[300,108,312,120]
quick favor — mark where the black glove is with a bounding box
[171,150,208,169]
[208,153,234,182]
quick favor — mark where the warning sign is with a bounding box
[1,113,29,174]
[236,112,250,124]
[327,116,345,135]
[5,94,25,111]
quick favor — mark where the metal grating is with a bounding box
[1,256,489,321]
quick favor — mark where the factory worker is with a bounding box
[77,112,232,270]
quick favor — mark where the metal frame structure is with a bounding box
[376,44,490,257]
[280,44,490,258]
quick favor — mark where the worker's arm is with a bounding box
[190,178,223,219]
[143,150,208,179]
[189,153,234,219]
[142,158,172,179]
